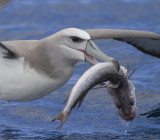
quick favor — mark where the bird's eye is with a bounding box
[71,36,83,42]
[130,98,135,106]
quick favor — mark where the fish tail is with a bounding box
[52,109,71,130]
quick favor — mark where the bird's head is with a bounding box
[51,28,119,70]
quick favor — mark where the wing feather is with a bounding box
[0,42,18,59]
[85,29,160,58]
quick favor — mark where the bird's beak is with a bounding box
[85,40,120,71]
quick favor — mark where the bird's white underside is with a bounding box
[0,28,92,102]
[0,28,160,102]
[0,54,67,102]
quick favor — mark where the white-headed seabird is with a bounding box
[1,28,160,102]
[0,28,119,102]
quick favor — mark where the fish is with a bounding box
[52,62,137,130]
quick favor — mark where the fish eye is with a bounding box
[71,36,83,42]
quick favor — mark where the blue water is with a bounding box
[0,0,160,139]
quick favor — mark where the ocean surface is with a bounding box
[0,0,160,139]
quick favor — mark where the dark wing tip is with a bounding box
[114,38,160,58]
[0,42,18,59]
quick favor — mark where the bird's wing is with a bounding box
[0,0,11,8]
[0,40,39,59]
[85,29,160,58]
[0,42,18,59]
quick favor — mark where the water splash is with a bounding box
[120,120,130,135]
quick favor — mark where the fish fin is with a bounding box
[126,62,129,75]
[64,90,87,109]
[69,91,88,110]
[125,62,137,79]
[52,109,71,130]
[63,91,72,104]
[128,67,137,79]
[77,95,86,109]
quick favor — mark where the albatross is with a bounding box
[0,28,119,102]
[0,28,160,102]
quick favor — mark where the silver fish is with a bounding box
[53,62,137,130]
